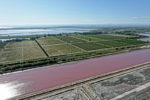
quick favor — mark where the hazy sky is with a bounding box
[0,0,150,25]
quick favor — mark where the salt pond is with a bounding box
[1,49,150,99]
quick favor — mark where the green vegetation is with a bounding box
[36,36,84,56]
[97,40,128,47]
[0,45,138,74]
[0,32,149,74]
[37,37,63,45]
[0,48,23,62]
[91,34,128,40]
[0,41,7,50]
[56,35,87,43]
[5,40,38,48]
[71,34,104,42]
[0,40,46,62]
[43,44,84,56]
[116,39,147,45]
[73,42,108,51]
[106,33,138,38]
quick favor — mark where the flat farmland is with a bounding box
[90,34,128,40]
[56,35,87,43]
[42,44,84,56]
[97,39,145,48]
[37,37,64,45]
[73,42,109,51]
[117,39,146,45]
[55,35,109,51]
[0,40,46,62]
[37,36,85,56]
[54,34,147,51]
[97,40,128,47]
[22,46,46,60]
[70,34,145,49]
[71,34,105,42]
[0,48,23,62]
[0,33,147,64]
[5,40,38,48]
[107,33,138,38]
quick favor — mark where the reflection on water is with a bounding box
[0,28,95,36]
[138,38,150,42]
[0,38,30,42]
[139,33,150,37]
[138,33,150,42]
[0,82,25,100]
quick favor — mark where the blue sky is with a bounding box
[0,0,150,25]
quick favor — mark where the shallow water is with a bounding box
[0,38,30,42]
[138,38,150,42]
[0,28,94,36]
[139,33,150,37]
[138,33,150,42]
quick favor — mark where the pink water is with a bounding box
[0,49,150,99]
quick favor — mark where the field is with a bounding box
[5,41,38,48]
[90,34,128,40]
[42,44,84,56]
[36,36,84,56]
[107,33,136,37]
[0,33,147,65]
[56,35,87,43]
[37,37,63,45]
[56,34,145,51]
[117,39,146,45]
[0,40,46,62]
[97,40,129,47]
[72,42,108,51]
[0,48,23,62]
[70,34,104,42]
